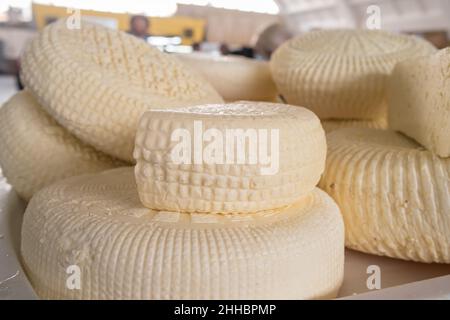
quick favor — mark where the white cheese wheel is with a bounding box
[21,167,345,300]
[20,20,223,163]
[0,91,123,201]
[320,128,450,263]
[176,53,278,102]
[389,48,450,158]
[322,117,387,133]
[270,30,436,120]
[134,102,327,213]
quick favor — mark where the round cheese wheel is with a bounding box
[0,91,123,200]
[20,20,223,162]
[22,167,345,300]
[320,128,450,263]
[270,30,436,120]
[322,117,387,133]
[176,53,278,102]
[134,102,327,213]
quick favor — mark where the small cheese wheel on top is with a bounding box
[134,102,327,213]
[321,117,388,133]
[20,20,223,163]
[320,128,450,263]
[21,167,345,300]
[388,48,450,158]
[270,29,436,120]
[176,53,278,102]
[0,91,124,201]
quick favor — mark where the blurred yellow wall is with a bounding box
[32,3,205,45]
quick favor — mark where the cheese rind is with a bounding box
[388,48,450,158]
[0,91,123,200]
[271,30,436,120]
[21,167,345,300]
[322,117,387,133]
[320,128,450,263]
[176,53,278,102]
[134,102,327,213]
[20,20,223,162]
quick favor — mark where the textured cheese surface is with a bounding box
[0,91,123,201]
[21,167,345,300]
[389,48,450,158]
[322,117,387,133]
[134,102,327,213]
[20,20,224,162]
[320,128,450,263]
[176,53,278,102]
[270,30,436,120]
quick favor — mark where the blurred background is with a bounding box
[0,0,449,103]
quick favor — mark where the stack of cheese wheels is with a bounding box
[270,29,436,133]
[21,101,346,300]
[320,128,449,263]
[388,48,450,158]
[0,91,124,201]
[20,20,224,162]
[176,53,278,102]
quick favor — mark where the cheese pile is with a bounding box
[320,49,450,263]
[270,29,436,132]
[176,53,278,102]
[14,20,345,300]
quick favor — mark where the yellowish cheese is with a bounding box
[134,102,327,213]
[21,167,345,300]
[388,48,450,158]
[270,30,436,120]
[176,53,278,102]
[322,117,387,133]
[0,91,123,200]
[20,20,223,163]
[320,128,450,263]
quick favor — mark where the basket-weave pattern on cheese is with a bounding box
[20,20,224,162]
[0,91,123,201]
[270,30,436,120]
[134,102,327,213]
[21,168,345,299]
[320,128,450,263]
